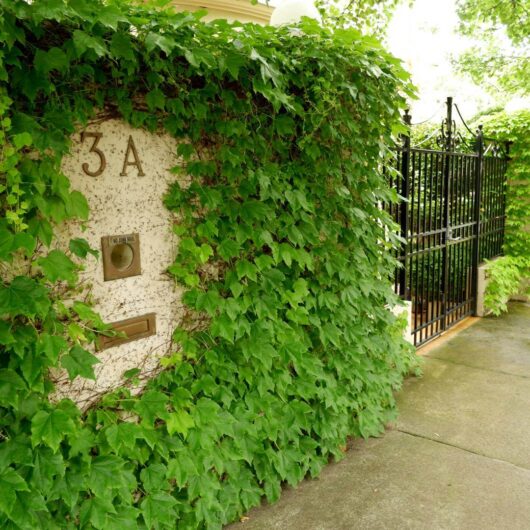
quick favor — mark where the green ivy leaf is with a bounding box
[80,496,117,529]
[69,237,99,259]
[123,367,141,379]
[8,490,48,528]
[31,409,75,453]
[195,289,221,316]
[34,47,69,74]
[146,88,165,111]
[49,470,82,510]
[61,345,100,380]
[88,456,128,497]
[30,447,65,492]
[223,52,247,79]
[0,369,26,408]
[66,190,89,220]
[166,410,195,437]
[0,468,29,517]
[210,314,236,343]
[105,423,139,452]
[0,276,50,318]
[12,132,33,149]
[140,463,168,492]
[275,115,296,136]
[37,249,78,284]
[20,351,46,391]
[134,390,169,424]
[0,228,14,259]
[140,492,178,529]
[176,143,194,158]
[72,301,106,328]
[73,30,108,57]
[198,243,213,263]
[68,428,96,458]
[166,451,198,487]
[14,232,36,256]
[99,5,128,30]
[27,217,53,246]
[236,259,257,281]
[0,321,14,346]
[105,506,140,530]
[218,239,240,260]
[145,32,175,55]
[110,32,135,61]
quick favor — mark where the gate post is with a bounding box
[441,97,453,330]
[398,109,411,297]
[472,125,484,314]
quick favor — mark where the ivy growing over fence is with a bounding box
[0,0,417,528]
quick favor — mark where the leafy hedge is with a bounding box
[0,1,417,528]
[480,110,530,314]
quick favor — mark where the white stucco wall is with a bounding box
[476,260,491,317]
[55,120,186,407]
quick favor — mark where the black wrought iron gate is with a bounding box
[391,98,509,347]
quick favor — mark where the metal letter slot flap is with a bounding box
[99,313,156,350]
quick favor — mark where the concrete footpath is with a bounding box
[230,302,530,530]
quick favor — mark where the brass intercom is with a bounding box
[99,313,156,350]
[101,233,141,281]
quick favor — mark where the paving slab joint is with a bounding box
[424,354,530,379]
[396,428,530,473]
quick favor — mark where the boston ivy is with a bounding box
[0,0,418,528]
[479,110,530,314]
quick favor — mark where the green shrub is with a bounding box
[483,256,530,315]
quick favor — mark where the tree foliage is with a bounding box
[455,0,530,94]
[317,0,403,36]
[0,0,417,528]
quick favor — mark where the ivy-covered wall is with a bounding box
[0,1,417,528]
[480,110,530,313]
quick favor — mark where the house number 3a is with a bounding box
[80,132,146,177]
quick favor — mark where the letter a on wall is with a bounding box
[121,135,146,176]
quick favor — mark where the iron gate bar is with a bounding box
[391,97,509,347]
[441,99,453,335]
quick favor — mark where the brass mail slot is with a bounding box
[99,313,156,350]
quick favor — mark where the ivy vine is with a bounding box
[480,110,530,314]
[0,0,418,528]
